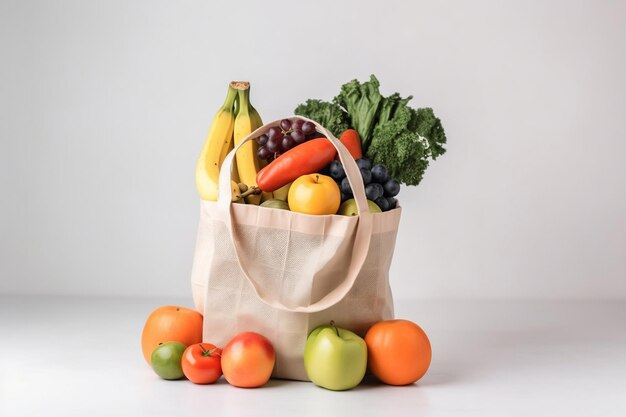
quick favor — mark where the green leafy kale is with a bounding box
[377,92,411,127]
[294,99,350,138]
[294,75,447,186]
[368,105,446,186]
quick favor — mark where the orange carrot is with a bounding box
[338,129,362,160]
[256,138,337,192]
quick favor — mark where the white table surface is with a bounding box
[1,295,624,417]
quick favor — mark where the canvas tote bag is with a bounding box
[191,117,401,381]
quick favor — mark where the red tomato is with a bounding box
[365,319,432,385]
[221,332,275,388]
[181,343,222,384]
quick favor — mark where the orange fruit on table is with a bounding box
[221,331,275,388]
[364,319,432,385]
[141,305,203,364]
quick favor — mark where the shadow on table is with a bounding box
[351,373,459,391]
[263,378,295,388]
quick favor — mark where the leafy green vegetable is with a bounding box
[333,75,383,149]
[294,75,447,186]
[294,99,350,138]
[368,105,446,186]
[377,93,410,126]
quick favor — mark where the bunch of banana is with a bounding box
[195,81,269,203]
[231,81,271,204]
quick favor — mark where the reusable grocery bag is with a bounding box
[191,117,401,381]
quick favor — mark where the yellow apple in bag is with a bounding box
[288,174,341,215]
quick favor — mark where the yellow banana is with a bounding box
[249,102,263,130]
[249,96,273,202]
[195,85,237,201]
[219,92,236,164]
[233,82,264,205]
[220,136,240,184]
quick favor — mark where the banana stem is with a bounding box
[222,86,238,111]
[232,185,261,202]
[235,87,251,115]
[230,81,250,91]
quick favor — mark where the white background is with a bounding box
[2,3,626,416]
[2,0,625,300]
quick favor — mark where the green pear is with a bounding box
[337,198,381,216]
[260,199,289,210]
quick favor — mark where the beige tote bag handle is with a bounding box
[217,117,373,313]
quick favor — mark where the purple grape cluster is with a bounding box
[256,119,321,162]
[325,158,400,212]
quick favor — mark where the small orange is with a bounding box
[141,305,203,364]
[364,319,432,385]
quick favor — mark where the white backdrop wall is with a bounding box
[1,0,625,299]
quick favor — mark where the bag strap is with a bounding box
[216,117,373,313]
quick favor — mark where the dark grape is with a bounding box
[356,158,372,171]
[319,164,332,176]
[291,129,306,144]
[387,197,398,209]
[341,177,352,196]
[375,196,390,211]
[360,167,372,185]
[292,119,304,131]
[340,191,350,203]
[268,127,283,142]
[371,164,388,184]
[329,161,345,181]
[257,134,268,146]
[302,121,316,135]
[308,132,326,139]
[257,146,271,160]
[266,137,280,153]
[280,119,292,131]
[365,183,384,201]
[383,179,400,197]
[281,135,295,151]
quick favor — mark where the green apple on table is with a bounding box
[151,341,187,380]
[304,321,367,390]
